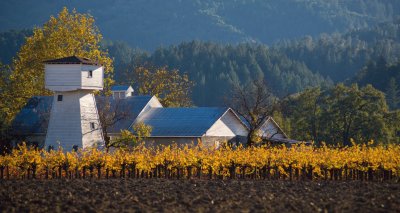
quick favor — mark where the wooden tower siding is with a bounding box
[44,56,104,151]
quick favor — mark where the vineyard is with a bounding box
[0,142,399,181]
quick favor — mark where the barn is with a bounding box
[11,87,250,149]
[12,85,294,150]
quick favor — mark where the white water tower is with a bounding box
[44,56,104,151]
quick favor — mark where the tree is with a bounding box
[386,78,400,110]
[112,123,152,148]
[0,63,12,152]
[126,66,194,107]
[320,84,389,146]
[3,7,113,123]
[96,97,131,152]
[229,79,276,146]
[281,84,393,145]
[280,87,322,142]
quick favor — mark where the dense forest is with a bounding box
[353,59,400,109]
[1,0,400,50]
[105,19,400,106]
[114,41,330,106]
[2,19,400,107]
[274,19,400,81]
[0,30,32,65]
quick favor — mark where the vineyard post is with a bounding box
[32,163,36,179]
[197,160,202,179]
[27,168,30,179]
[75,166,79,179]
[308,165,313,180]
[187,166,192,179]
[0,166,3,179]
[274,166,279,180]
[121,164,126,178]
[45,166,49,179]
[89,166,94,179]
[229,162,235,179]
[83,167,86,179]
[58,166,62,179]
[97,165,101,179]
[261,166,267,179]
[6,166,9,179]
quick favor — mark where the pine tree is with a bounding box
[386,78,400,110]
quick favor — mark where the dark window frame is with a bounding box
[88,70,93,78]
[90,122,95,130]
[57,95,63,101]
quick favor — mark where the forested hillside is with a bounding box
[113,41,330,106]
[274,19,400,81]
[1,0,400,50]
[0,30,32,64]
[353,59,400,109]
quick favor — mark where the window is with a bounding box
[88,70,93,78]
[90,122,95,130]
[57,95,63,101]
[131,92,134,96]
[72,145,79,152]
[47,145,54,152]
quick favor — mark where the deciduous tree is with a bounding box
[4,7,114,123]
[229,79,276,146]
[127,66,194,107]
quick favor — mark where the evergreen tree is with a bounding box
[386,78,400,109]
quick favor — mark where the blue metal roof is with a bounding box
[111,85,131,91]
[12,96,54,135]
[133,107,229,137]
[97,96,153,133]
[12,95,153,135]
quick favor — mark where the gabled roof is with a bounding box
[43,56,100,66]
[133,107,229,137]
[111,85,131,91]
[97,96,153,133]
[239,116,288,138]
[12,95,154,135]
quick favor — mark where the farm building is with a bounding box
[11,56,294,151]
[11,88,294,150]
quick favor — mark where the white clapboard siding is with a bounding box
[45,64,82,91]
[80,92,104,148]
[205,110,248,137]
[138,96,163,116]
[81,65,103,89]
[112,86,134,99]
[45,90,104,151]
[45,64,103,91]
[259,119,286,139]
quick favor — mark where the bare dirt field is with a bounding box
[0,179,399,212]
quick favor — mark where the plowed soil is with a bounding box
[0,179,399,212]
